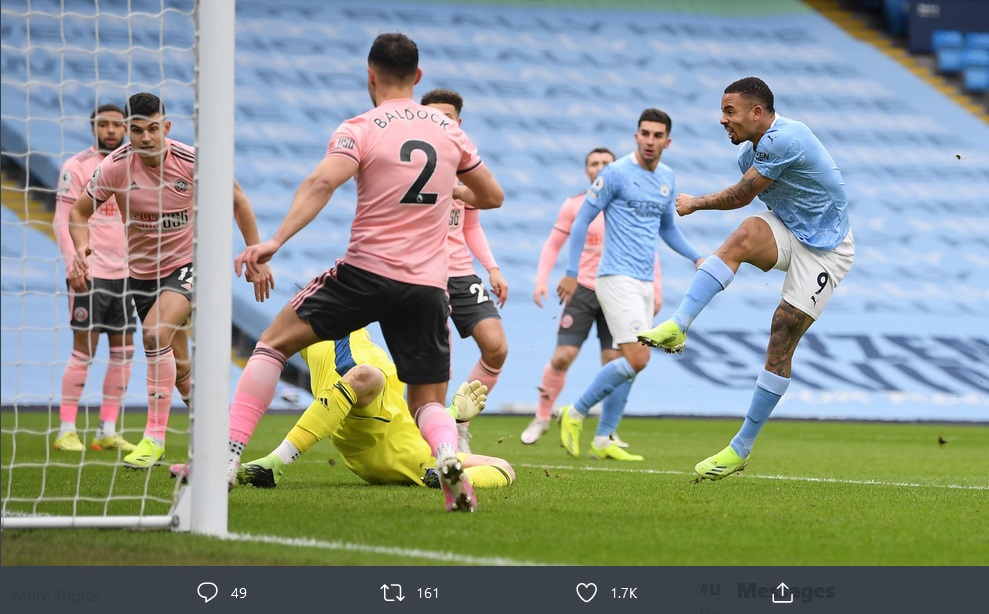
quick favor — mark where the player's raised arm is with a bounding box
[234,154,358,279]
[457,163,503,210]
[677,165,773,216]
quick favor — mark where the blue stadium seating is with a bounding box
[3,0,988,422]
[963,66,989,92]
[932,30,965,51]
[937,46,966,73]
[967,32,989,50]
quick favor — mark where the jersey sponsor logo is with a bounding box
[335,136,355,150]
[629,199,664,217]
[132,210,189,232]
[174,180,189,192]
[755,151,769,162]
[73,306,89,322]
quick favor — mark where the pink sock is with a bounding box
[100,345,133,425]
[537,363,567,421]
[229,342,286,446]
[415,402,458,456]
[175,370,191,406]
[60,350,91,424]
[144,346,176,442]
[469,358,502,392]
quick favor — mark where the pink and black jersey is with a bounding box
[556,192,605,289]
[326,98,484,290]
[542,192,605,291]
[54,146,128,280]
[87,138,195,280]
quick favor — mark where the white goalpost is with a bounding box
[1,0,233,534]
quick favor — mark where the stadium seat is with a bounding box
[937,46,965,73]
[963,66,989,92]
[966,32,989,50]
[931,30,964,52]
[963,48,989,68]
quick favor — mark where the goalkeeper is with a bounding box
[227,328,514,490]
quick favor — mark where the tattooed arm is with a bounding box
[675,166,773,217]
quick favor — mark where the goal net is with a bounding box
[1,0,233,534]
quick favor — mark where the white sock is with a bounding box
[592,435,612,449]
[95,420,116,440]
[274,440,300,465]
[58,421,76,437]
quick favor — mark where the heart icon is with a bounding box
[576,582,598,603]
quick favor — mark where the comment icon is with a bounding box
[197,582,219,604]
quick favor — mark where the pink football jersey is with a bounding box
[326,98,484,290]
[541,192,605,291]
[447,201,497,277]
[87,139,195,280]
[54,146,128,280]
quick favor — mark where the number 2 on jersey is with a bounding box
[399,140,438,205]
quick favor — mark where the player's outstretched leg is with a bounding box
[637,319,686,354]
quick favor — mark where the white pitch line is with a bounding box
[520,463,989,491]
[225,532,552,566]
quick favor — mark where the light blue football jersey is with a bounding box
[580,153,677,281]
[738,115,850,251]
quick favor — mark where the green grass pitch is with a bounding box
[2,411,987,566]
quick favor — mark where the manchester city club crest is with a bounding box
[660,183,670,197]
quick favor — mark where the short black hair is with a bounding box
[724,77,775,113]
[125,92,165,120]
[420,89,463,114]
[90,103,124,125]
[367,33,419,84]
[585,147,615,165]
[638,108,672,134]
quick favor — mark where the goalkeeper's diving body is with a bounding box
[176,328,514,493]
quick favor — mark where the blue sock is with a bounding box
[672,255,734,331]
[597,379,633,437]
[574,357,636,416]
[730,370,789,459]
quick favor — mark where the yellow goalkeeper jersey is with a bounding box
[300,329,432,485]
